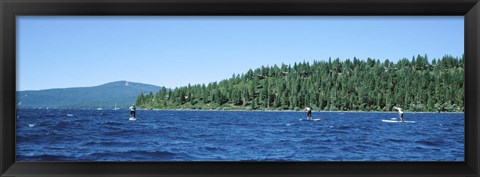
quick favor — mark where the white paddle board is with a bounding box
[129,117,137,121]
[299,118,321,122]
[382,119,415,123]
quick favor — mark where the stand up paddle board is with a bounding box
[299,118,321,122]
[381,119,415,123]
[129,117,137,121]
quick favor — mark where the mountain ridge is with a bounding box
[17,81,162,109]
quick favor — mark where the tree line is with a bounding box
[136,54,464,112]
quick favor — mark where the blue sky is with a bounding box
[17,16,464,91]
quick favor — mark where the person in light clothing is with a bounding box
[393,106,404,122]
[305,107,312,120]
[129,104,136,118]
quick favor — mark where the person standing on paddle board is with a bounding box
[129,104,136,118]
[305,107,312,120]
[393,106,404,122]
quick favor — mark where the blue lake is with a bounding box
[16,109,464,161]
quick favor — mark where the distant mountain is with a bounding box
[16,81,162,109]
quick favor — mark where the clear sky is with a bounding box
[17,16,464,91]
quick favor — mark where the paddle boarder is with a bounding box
[393,106,404,122]
[305,107,313,120]
[129,104,136,118]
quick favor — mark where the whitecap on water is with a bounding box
[28,124,36,127]
[66,114,74,117]
[286,123,293,126]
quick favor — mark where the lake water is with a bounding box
[16,109,464,161]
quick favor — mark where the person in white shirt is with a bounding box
[129,104,136,118]
[305,107,312,120]
[393,106,404,122]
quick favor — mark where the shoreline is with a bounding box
[138,108,464,114]
[16,108,464,114]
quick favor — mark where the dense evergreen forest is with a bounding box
[136,55,464,112]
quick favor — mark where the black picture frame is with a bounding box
[1,0,479,176]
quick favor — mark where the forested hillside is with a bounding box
[137,55,464,112]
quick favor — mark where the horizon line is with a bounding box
[17,53,464,91]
